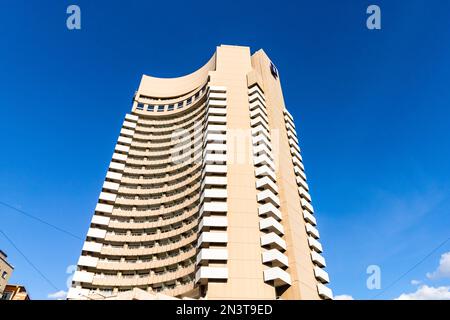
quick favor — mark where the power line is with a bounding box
[0,200,82,240]
[371,236,450,299]
[0,229,60,291]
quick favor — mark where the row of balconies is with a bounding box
[129,130,203,158]
[114,185,200,207]
[133,108,205,136]
[123,151,202,176]
[94,249,197,271]
[107,209,198,230]
[125,139,204,168]
[119,172,201,196]
[248,84,292,288]
[132,125,204,150]
[121,162,202,185]
[135,85,206,120]
[134,84,220,124]
[103,219,197,243]
[96,232,198,256]
[283,108,332,300]
[90,264,196,286]
[105,216,195,236]
[112,194,199,216]
[195,86,229,284]
[73,114,139,289]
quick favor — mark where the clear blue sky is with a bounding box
[1,0,450,300]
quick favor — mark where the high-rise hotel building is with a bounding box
[68,45,332,300]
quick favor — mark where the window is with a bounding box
[137,103,144,110]
[1,292,13,300]
[147,105,155,111]
[1,271,7,279]
[168,104,174,111]
[177,102,183,109]
[157,105,165,112]
[186,98,192,105]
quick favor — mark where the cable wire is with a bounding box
[0,200,82,240]
[0,229,60,291]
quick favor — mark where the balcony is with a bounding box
[91,215,110,226]
[311,251,326,268]
[263,267,291,286]
[203,133,227,144]
[283,109,293,121]
[248,85,265,98]
[123,120,137,129]
[208,92,227,100]
[253,144,272,157]
[109,161,125,172]
[200,202,227,216]
[259,217,284,235]
[253,154,275,170]
[115,144,130,153]
[95,203,113,214]
[303,210,316,226]
[207,99,227,107]
[203,164,227,175]
[201,176,227,189]
[207,107,227,116]
[308,236,323,253]
[87,228,107,239]
[258,203,282,221]
[125,114,138,122]
[82,241,103,253]
[196,248,228,264]
[296,176,309,191]
[250,116,269,129]
[118,135,132,145]
[252,134,271,148]
[260,232,286,251]
[204,124,227,134]
[284,117,295,129]
[298,186,311,202]
[199,216,228,230]
[249,100,266,112]
[203,153,227,165]
[201,188,227,201]
[205,115,226,124]
[103,181,120,192]
[257,190,280,207]
[314,266,330,283]
[262,249,289,267]
[256,176,278,193]
[195,267,228,283]
[78,255,99,268]
[305,223,320,239]
[290,147,302,161]
[106,171,122,182]
[301,198,314,214]
[203,143,227,155]
[251,125,271,139]
[294,166,307,181]
[289,140,300,153]
[250,107,268,120]
[72,271,94,283]
[197,232,228,247]
[120,128,134,137]
[287,131,298,144]
[317,283,333,300]
[255,165,276,182]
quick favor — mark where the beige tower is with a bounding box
[68,45,332,300]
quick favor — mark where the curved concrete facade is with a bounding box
[68,45,332,300]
